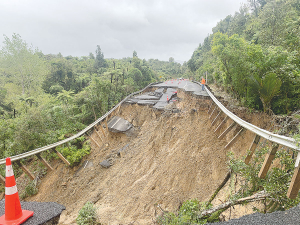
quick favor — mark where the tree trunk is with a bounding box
[200,191,269,219]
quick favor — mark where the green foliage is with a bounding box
[188,0,300,114]
[20,181,38,199]
[57,138,91,167]
[76,202,98,225]
[252,73,282,114]
[157,200,215,225]
[228,146,300,211]
[94,45,107,72]
[1,33,48,95]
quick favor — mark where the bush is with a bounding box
[76,202,98,225]
[57,138,91,167]
[20,181,38,199]
[157,199,214,225]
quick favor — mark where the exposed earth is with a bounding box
[16,84,281,225]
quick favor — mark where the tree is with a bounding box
[133,50,138,58]
[128,68,143,87]
[89,52,95,59]
[94,45,107,71]
[252,73,281,114]
[42,58,76,94]
[0,33,48,95]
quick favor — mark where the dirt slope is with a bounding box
[28,89,272,224]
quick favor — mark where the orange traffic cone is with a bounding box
[167,96,169,101]
[0,158,34,225]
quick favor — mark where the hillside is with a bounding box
[25,86,275,224]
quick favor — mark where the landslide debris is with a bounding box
[27,89,275,224]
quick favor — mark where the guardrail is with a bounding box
[199,83,299,151]
[191,81,300,199]
[0,82,158,166]
[2,80,300,198]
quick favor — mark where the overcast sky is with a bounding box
[0,0,248,62]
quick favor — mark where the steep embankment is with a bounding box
[28,88,272,224]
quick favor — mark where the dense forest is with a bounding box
[0,34,187,161]
[188,0,300,115]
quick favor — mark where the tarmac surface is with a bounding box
[153,79,209,97]
[126,79,209,110]
[107,116,133,133]
[0,200,65,225]
[215,204,300,225]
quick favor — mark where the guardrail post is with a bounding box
[209,106,217,119]
[258,143,279,179]
[214,116,229,133]
[95,128,104,143]
[105,117,109,133]
[117,104,121,114]
[89,134,101,148]
[218,122,237,140]
[287,153,300,199]
[211,111,222,126]
[0,174,5,185]
[16,161,35,180]
[224,128,245,150]
[36,153,53,171]
[208,102,214,114]
[53,148,70,166]
[99,123,107,137]
[244,135,261,165]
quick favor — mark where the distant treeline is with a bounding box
[0,34,188,159]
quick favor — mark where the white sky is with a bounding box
[0,0,248,62]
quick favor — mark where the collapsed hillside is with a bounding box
[27,88,274,224]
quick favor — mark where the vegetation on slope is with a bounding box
[0,33,189,164]
[188,0,300,115]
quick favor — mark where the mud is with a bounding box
[27,89,273,224]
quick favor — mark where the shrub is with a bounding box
[57,138,91,167]
[157,199,213,225]
[76,202,98,225]
[20,181,38,199]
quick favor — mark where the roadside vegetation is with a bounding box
[1,0,300,223]
[0,34,187,173]
[188,0,300,115]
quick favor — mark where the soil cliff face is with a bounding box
[28,89,273,224]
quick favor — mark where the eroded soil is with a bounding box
[26,89,274,224]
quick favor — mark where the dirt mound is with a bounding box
[27,90,272,224]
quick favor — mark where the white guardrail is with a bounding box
[1,81,299,166]
[0,82,159,165]
[198,82,300,151]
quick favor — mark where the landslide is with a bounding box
[27,89,273,224]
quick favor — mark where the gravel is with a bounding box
[0,200,65,225]
[214,204,300,225]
